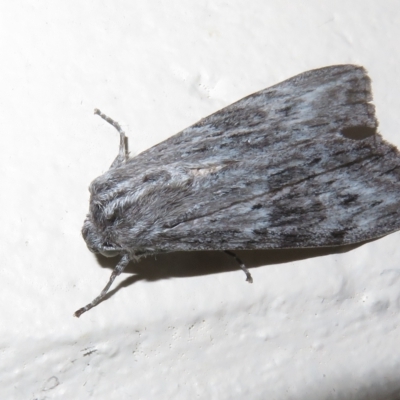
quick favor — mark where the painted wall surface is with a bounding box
[1,1,400,399]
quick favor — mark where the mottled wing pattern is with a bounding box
[92,65,400,252]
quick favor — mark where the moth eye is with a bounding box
[341,126,376,140]
[100,242,120,257]
[100,249,120,258]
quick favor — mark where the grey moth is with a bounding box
[75,65,400,317]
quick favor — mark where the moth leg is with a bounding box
[94,108,128,168]
[74,254,130,317]
[224,251,253,283]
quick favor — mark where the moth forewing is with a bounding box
[75,65,400,317]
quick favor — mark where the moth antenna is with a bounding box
[225,251,253,283]
[94,108,128,167]
[74,254,130,317]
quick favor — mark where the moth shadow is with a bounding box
[95,241,369,300]
[302,381,400,400]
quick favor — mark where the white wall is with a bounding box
[1,1,400,399]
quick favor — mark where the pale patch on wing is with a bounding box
[188,165,224,177]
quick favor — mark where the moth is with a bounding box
[75,64,400,317]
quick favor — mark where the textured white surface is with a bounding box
[1,1,400,399]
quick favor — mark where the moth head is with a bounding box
[81,216,121,258]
